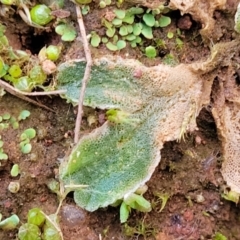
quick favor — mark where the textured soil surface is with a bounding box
[1,0,240,239]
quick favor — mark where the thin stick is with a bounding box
[0,79,66,96]
[0,79,65,112]
[74,5,92,143]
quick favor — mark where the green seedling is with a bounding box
[0,138,8,162]
[143,13,155,27]
[158,15,171,27]
[46,45,61,62]
[18,110,30,121]
[20,128,36,154]
[10,164,20,177]
[55,23,77,42]
[81,5,90,15]
[29,65,47,85]
[0,214,19,230]
[106,109,139,125]
[18,208,63,240]
[8,64,22,78]
[115,9,126,19]
[18,223,41,240]
[10,116,19,129]
[30,4,53,26]
[90,32,101,47]
[116,40,126,50]
[28,208,45,226]
[0,57,8,77]
[213,232,227,240]
[120,193,151,223]
[145,46,157,58]
[153,192,170,212]
[141,24,153,39]
[167,31,174,39]
[3,113,10,120]
[221,190,240,204]
[106,42,118,51]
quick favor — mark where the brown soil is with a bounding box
[1,0,240,239]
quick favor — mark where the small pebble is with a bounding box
[8,181,20,193]
[39,113,47,122]
[196,194,205,203]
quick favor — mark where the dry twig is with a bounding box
[74,5,93,143]
[0,79,66,112]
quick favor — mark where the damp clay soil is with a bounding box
[1,0,240,239]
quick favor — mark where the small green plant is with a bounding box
[221,189,240,204]
[20,128,36,154]
[18,110,31,121]
[55,23,77,42]
[213,232,227,240]
[0,214,19,230]
[90,5,172,54]
[30,4,53,26]
[10,164,20,177]
[145,46,157,58]
[120,193,151,223]
[153,192,170,212]
[18,208,63,240]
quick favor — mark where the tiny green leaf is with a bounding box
[90,32,101,47]
[158,15,171,27]
[133,23,142,36]
[101,37,108,43]
[8,65,22,78]
[119,26,128,36]
[141,24,153,39]
[21,143,32,154]
[143,13,155,27]
[18,110,30,121]
[0,214,19,230]
[55,24,77,42]
[23,128,36,139]
[43,214,61,240]
[30,4,53,26]
[122,14,134,24]
[81,5,90,15]
[106,27,116,38]
[106,42,118,51]
[28,208,46,227]
[112,18,122,26]
[0,152,8,160]
[3,113,10,120]
[167,31,174,39]
[114,9,126,19]
[46,45,61,62]
[18,223,41,240]
[125,34,136,41]
[117,40,126,50]
[213,232,227,240]
[10,164,20,177]
[120,202,130,223]
[145,46,157,58]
